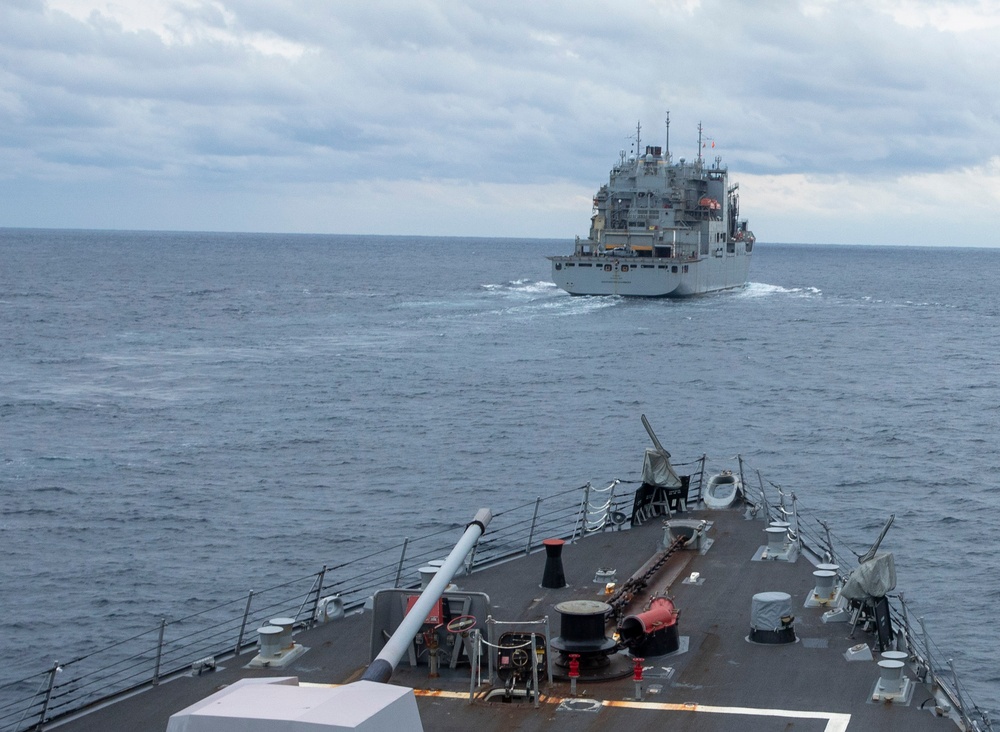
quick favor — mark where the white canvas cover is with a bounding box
[640,448,682,488]
[750,591,792,630]
[166,678,423,732]
[840,553,897,600]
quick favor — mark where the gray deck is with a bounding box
[48,506,959,731]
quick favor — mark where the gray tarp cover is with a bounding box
[840,553,897,600]
[751,592,792,630]
[640,448,682,488]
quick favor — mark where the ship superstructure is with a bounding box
[549,119,755,296]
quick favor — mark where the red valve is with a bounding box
[568,653,581,679]
[632,656,645,681]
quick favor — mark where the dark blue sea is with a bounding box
[2,229,999,715]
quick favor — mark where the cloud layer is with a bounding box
[2,0,999,244]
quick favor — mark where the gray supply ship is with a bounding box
[4,417,993,732]
[549,118,755,297]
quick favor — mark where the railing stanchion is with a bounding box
[35,660,59,731]
[152,618,166,686]
[818,519,834,564]
[737,454,745,500]
[605,480,620,531]
[949,659,969,728]
[311,566,328,627]
[898,592,912,656]
[919,616,933,678]
[235,591,254,656]
[572,483,592,543]
[394,538,410,588]
[526,497,542,553]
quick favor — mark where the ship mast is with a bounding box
[664,111,671,162]
[696,121,703,167]
[635,120,641,156]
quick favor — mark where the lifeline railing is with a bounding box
[741,455,993,732]
[0,458,991,732]
[0,480,613,732]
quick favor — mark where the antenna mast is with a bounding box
[636,120,642,155]
[664,111,671,162]
[697,121,703,167]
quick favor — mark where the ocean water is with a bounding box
[2,229,999,715]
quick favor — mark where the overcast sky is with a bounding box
[2,0,999,245]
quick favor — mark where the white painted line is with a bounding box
[319,685,853,730]
[605,699,851,731]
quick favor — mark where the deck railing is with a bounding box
[742,455,993,732]
[0,481,604,732]
[0,459,991,732]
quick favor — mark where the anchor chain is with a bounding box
[605,534,687,621]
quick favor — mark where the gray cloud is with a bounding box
[1,0,999,240]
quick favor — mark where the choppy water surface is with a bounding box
[2,230,998,713]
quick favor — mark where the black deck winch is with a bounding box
[549,600,627,679]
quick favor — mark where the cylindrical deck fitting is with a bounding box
[542,538,567,589]
[812,570,837,601]
[877,659,905,693]
[765,526,786,552]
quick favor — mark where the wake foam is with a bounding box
[741,282,822,298]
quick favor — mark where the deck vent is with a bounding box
[748,591,796,644]
[541,538,567,589]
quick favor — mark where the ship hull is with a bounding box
[549,251,751,297]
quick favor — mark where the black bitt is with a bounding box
[748,626,797,645]
[541,538,567,589]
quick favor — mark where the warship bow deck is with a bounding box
[47,504,966,731]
